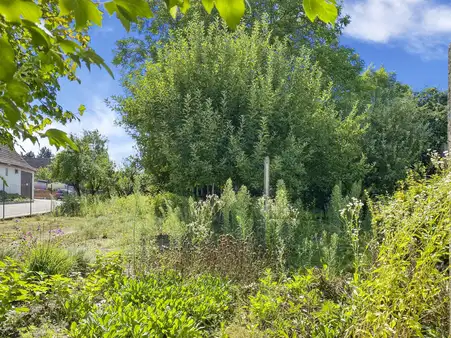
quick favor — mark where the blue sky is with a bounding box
[18,0,450,164]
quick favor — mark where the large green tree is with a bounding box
[415,87,447,154]
[114,0,362,116]
[113,19,367,205]
[52,130,114,196]
[360,68,434,194]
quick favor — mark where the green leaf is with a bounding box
[45,129,79,151]
[49,50,65,73]
[215,0,245,29]
[165,0,181,8]
[59,0,103,30]
[0,36,16,82]
[78,104,86,116]
[24,22,52,51]
[81,49,114,79]
[303,0,337,25]
[14,307,30,313]
[180,0,190,14]
[201,0,214,14]
[58,39,80,54]
[104,1,129,31]
[0,0,42,23]
[6,79,30,106]
[0,98,21,126]
[104,0,153,31]
[69,54,81,67]
[169,6,178,19]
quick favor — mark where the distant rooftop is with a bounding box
[23,157,51,170]
[0,146,36,172]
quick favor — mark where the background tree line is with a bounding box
[36,130,150,197]
[110,9,447,209]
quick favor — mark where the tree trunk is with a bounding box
[74,183,81,197]
[448,43,451,155]
[448,42,451,337]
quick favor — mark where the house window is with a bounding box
[15,169,18,174]
[5,168,8,176]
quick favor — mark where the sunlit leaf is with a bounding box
[104,2,129,31]
[169,6,178,19]
[0,36,16,82]
[0,98,21,126]
[104,0,152,31]
[59,0,103,30]
[201,0,214,14]
[303,0,337,25]
[0,0,41,23]
[180,0,190,14]
[58,38,80,54]
[23,22,52,51]
[78,104,86,116]
[81,49,114,78]
[45,128,79,151]
[215,0,245,29]
[49,50,65,73]
[6,79,30,106]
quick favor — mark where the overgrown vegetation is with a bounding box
[1,0,449,337]
[0,164,449,336]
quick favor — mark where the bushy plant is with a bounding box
[0,258,74,336]
[26,244,74,276]
[346,171,450,336]
[57,194,85,217]
[69,270,233,337]
[239,269,347,337]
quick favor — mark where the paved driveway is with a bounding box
[0,199,61,220]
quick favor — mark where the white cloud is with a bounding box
[343,0,451,59]
[16,96,136,165]
[94,25,115,35]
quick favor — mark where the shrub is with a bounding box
[65,256,234,337]
[57,194,84,216]
[241,269,347,337]
[67,247,93,275]
[152,192,188,219]
[345,171,450,337]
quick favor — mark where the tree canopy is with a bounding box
[113,19,367,205]
[0,0,338,151]
[51,130,113,195]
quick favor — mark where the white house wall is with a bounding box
[0,165,21,194]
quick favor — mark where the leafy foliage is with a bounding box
[51,130,114,196]
[360,68,435,194]
[37,146,54,159]
[0,0,337,149]
[35,166,52,181]
[114,19,367,205]
[112,156,153,196]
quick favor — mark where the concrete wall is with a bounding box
[0,165,21,194]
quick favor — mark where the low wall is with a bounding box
[34,189,56,200]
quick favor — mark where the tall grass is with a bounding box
[26,244,74,275]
